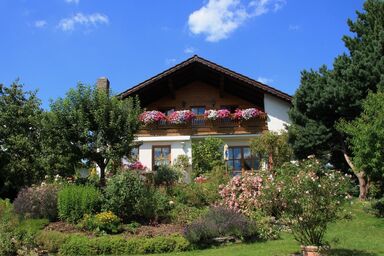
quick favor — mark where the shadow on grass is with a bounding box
[327,248,377,256]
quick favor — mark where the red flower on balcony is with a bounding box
[205,109,231,120]
[234,108,264,120]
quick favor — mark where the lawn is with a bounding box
[153,201,384,256]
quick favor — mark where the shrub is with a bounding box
[13,184,59,221]
[218,172,264,216]
[35,230,70,253]
[58,234,191,255]
[102,171,145,222]
[154,165,179,187]
[280,159,352,246]
[170,204,208,224]
[135,187,172,223]
[79,211,121,234]
[184,207,258,245]
[372,198,384,218]
[58,185,101,223]
[0,199,17,255]
[192,137,224,176]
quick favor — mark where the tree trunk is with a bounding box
[268,152,274,174]
[342,151,368,200]
[98,163,106,187]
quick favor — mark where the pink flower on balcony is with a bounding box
[205,109,231,120]
[139,111,166,124]
[167,110,195,124]
[234,108,264,120]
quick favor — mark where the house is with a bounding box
[116,55,292,175]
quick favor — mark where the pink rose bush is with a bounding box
[139,111,166,124]
[127,161,146,170]
[194,175,208,183]
[167,110,195,124]
[219,172,264,216]
[204,109,231,120]
[234,108,264,120]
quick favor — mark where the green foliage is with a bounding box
[280,159,353,246]
[135,187,172,223]
[288,0,384,168]
[35,230,70,253]
[338,92,384,184]
[79,211,121,234]
[13,184,59,221]
[41,84,141,184]
[0,81,43,199]
[58,185,101,223]
[250,131,292,171]
[170,204,208,225]
[58,234,191,255]
[154,165,180,187]
[192,137,224,176]
[102,171,145,222]
[184,207,258,245]
[0,199,18,255]
[371,198,384,218]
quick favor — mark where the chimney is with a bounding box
[96,77,110,95]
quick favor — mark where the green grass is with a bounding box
[151,201,384,256]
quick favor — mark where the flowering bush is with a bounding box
[127,161,146,170]
[234,108,264,120]
[79,211,121,234]
[194,176,208,183]
[218,172,264,216]
[139,111,166,124]
[280,160,352,246]
[204,109,231,120]
[167,110,195,124]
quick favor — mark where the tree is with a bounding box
[288,0,384,199]
[192,137,224,176]
[338,92,384,194]
[42,84,141,185]
[0,81,43,199]
[250,131,292,173]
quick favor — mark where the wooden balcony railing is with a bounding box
[138,114,268,136]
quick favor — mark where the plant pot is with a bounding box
[301,245,321,256]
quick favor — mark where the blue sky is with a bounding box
[0,0,365,108]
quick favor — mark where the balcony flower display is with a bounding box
[204,109,231,120]
[234,108,264,120]
[167,110,195,124]
[138,110,166,124]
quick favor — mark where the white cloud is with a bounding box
[184,46,196,54]
[288,24,300,31]
[34,20,47,28]
[57,13,109,32]
[65,0,80,4]
[165,58,177,66]
[188,0,286,42]
[257,76,273,84]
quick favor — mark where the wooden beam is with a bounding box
[219,75,224,98]
[168,78,175,99]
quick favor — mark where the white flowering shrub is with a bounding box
[280,159,353,246]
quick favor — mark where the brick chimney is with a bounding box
[96,77,110,95]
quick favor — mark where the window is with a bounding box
[159,107,175,116]
[130,147,139,161]
[227,146,259,175]
[191,106,205,115]
[152,145,171,170]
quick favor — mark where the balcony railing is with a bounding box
[138,114,267,136]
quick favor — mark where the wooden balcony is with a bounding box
[137,115,268,136]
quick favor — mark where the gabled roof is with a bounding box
[118,55,292,103]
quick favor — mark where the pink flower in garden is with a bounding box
[127,161,146,170]
[194,176,208,183]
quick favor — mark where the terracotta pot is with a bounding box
[301,245,321,256]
